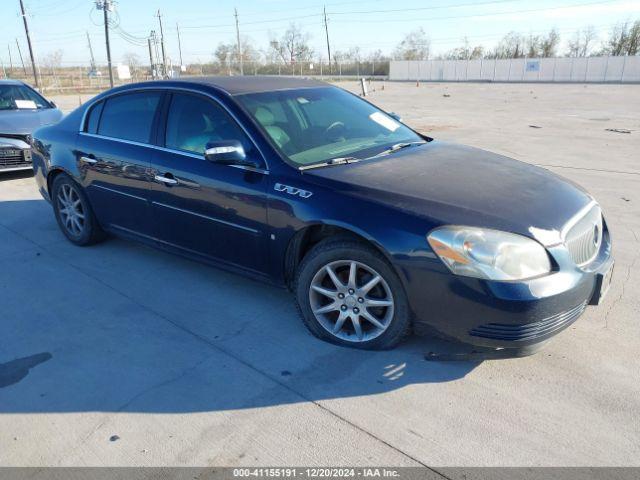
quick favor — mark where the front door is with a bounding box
[149,92,270,276]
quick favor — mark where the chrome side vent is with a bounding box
[564,204,603,268]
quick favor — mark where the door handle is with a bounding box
[154,174,178,185]
[79,156,97,164]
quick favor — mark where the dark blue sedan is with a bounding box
[31,77,614,354]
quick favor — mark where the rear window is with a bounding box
[97,92,161,143]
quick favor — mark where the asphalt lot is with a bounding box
[1,82,639,468]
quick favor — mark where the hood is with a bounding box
[305,141,593,245]
[0,108,63,135]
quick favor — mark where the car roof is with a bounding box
[171,75,330,95]
[0,79,27,86]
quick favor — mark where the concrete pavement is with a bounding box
[1,83,639,468]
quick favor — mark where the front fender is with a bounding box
[267,174,438,289]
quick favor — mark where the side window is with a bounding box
[85,101,104,134]
[165,93,253,155]
[98,92,161,143]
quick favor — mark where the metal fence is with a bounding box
[0,60,391,94]
[390,56,640,83]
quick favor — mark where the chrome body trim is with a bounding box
[151,201,260,234]
[92,184,147,202]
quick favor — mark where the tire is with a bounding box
[295,238,411,350]
[51,173,106,246]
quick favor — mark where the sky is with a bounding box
[2,0,640,68]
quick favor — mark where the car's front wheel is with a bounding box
[295,238,411,350]
[52,173,106,246]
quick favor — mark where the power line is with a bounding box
[330,0,528,16]
[330,0,624,23]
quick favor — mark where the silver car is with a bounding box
[0,79,63,173]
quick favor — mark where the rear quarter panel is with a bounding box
[32,108,86,200]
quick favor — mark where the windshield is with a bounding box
[0,84,52,111]
[236,87,424,167]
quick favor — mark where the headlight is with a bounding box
[427,226,551,281]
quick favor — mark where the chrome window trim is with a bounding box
[78,85,269,171]
[152,201,260,234]
[78,132,269,175]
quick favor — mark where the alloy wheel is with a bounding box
[309,260,395,343]
[57,184,85,237]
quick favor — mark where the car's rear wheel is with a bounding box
[52,174,106,246]
[295,238,411,350]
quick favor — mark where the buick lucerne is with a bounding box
[31,77,614,353]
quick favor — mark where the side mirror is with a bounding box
[205,140,258,168]
[388,112,402,122]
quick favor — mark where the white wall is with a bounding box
[390,56,640,83]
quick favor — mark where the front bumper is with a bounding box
[0,136,32,172]
[404,226,613,353]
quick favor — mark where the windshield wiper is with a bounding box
[299,156,360,171]
[372,141,426,158]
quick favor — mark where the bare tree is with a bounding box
[42,49,63,72]
[214,42,235,74]
[567,26,597,57]
[490,32,527,58]
[269,24,313,73]
[393,28,430,60]
[439,37,484,60]
[122,52,141,78]
[601,20,640,56]
[540,29,560,57]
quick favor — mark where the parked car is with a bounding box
[0,79,63,173]
[31,77,614,353]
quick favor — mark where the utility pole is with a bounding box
[147,37,155,79]
[15,39,27,75]
[86,31,97,75]
[156,10,167,77]
[19,0,39,87]
[176,23,184,70]
[323,6,332,75]
[234,8,243,75]
[97,0,114,87]
[7,45,13,73]
[151,30,161,73]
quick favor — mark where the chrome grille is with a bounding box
[0,148,28,168]
[564,204,603,267]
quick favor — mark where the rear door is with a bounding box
[77,90,163,237]
[148,91,270,275]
